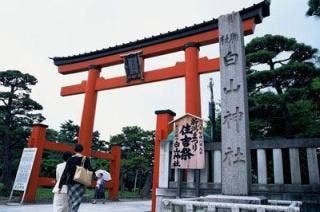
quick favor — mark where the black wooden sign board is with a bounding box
[122,51,144,82]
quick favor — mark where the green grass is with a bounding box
[36,187,142,200]
[36,187,54,200]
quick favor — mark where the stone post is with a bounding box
[289,148,301,184]
[219,12,251,195]
[200,152,209,183]
[257,149,267,184]
[307,148,320,184]
[159,141,170,188]
[273,149,284,184]
[213,150,222,184]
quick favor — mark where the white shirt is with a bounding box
[52,162,68,193]
[96,178,104,188]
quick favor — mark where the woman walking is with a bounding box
[58,144,92,212]
[52,151,72,212]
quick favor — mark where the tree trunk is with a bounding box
[281,101,294,138]
[2,86,14,193]
[140,170,152,198]
[133,170,138,193]
[138,171,143,194]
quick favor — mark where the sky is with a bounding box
[0,0,319,141]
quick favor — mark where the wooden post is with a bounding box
[109,145,121,200]
[184,42,201,187]
[184,42,201,117]
[152,110,175,212]
[25,124,47,202]
[78,65,101,156]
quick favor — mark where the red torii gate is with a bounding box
[46,1,268,210]
[24,125,120,202]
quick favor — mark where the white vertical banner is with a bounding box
[12,148,37,191]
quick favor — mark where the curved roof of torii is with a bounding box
[52,0,270,66]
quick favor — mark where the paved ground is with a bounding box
[0,200,151,212]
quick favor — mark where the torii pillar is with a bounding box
[78,65,101,156]
[184,42,202,182]
[184,42,201,117]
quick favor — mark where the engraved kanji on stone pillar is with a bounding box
[219,12,251,195]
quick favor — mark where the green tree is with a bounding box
[50,120,108,150]
[92,131,108,152]
[246,34,320,138]
[57,120,79,144]
[0,70,44,192]
[306,0,320,17]
[108,126,154,196]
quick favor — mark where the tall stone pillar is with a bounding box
[219,12,251,195]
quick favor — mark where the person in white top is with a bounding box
[92,173,106,204]
[52,151,73,212]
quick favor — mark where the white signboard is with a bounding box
[171,114,205,169]
[12,148,37,191]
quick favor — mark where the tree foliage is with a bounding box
[0,70,44,192]
[108,126,154,195]
[246,34,320,138]
[306,0,320,17]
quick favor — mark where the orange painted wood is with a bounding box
[60,57,220,96]
[57,19,255,74]
[109,146,121,200]
[95,61,185,91]
[38,177,113,189]
[38,177,55,186]
[44,141,113,160]
[92,150,114,161]
[60,81,86,96]
[44,141,74,152]
[198,57,220,74]
[151,112,175,212]
[78,68,101,156]
[25,125,47,202]
[24,125,120,202]
[185,46,201,117]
